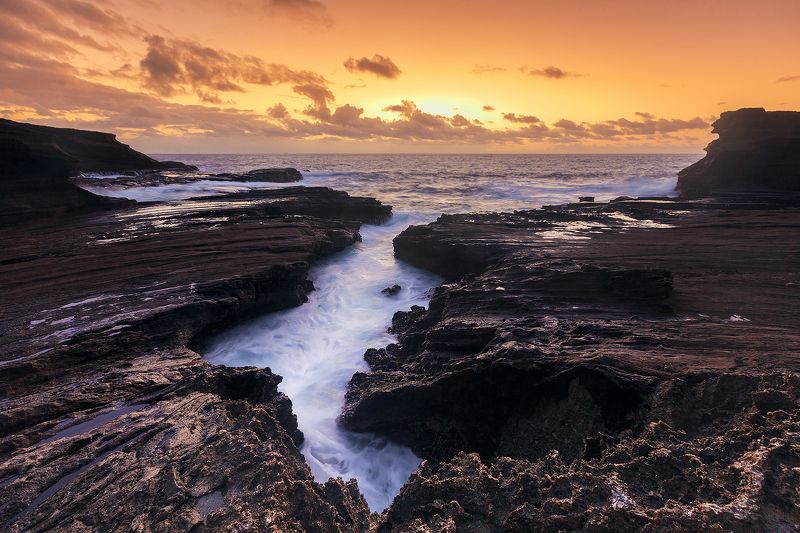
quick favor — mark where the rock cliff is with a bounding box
[677,108,800,198]
[0,119,195,225]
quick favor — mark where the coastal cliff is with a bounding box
[0,119,195,225]
[677,108,800,198]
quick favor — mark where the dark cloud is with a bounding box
[140,35,332,109]
[472,65,506,75]
[267,0,331,25]
[503,113,541,124]
[267,103,290,119]
[776,74,800,83]
[521,65,582,79]
[0,0,139,59]
[482,105,495,111]
[382,100,417,116]
[343,55,401,79]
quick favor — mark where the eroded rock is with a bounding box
[344,200,800,530]
[0,184,388,531]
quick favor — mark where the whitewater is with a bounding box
[81,153,698,511]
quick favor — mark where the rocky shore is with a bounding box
[0,122,386,531]
[73,167,304,190]
[339,109,800,530]
[343,200,800,531]
[2,109,799,531]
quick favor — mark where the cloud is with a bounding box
[776,74,800,83]
[482,105,495,112]
[276,98,711,145]
[0,0,137,58]
[552,115,711,139]
[472,65,506,75]
[0,56,711,147]
[139,35,332,108]
[503,113,541,124]
[267,0,332,25]
[382,100,417,116]
[343,54,401,79]
[267,103,289,119]
[520,65,582,79]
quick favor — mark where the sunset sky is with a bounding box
[1,0,798,153]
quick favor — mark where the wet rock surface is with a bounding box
[677,107,800,198]
[382,285,402,296]
[0,185,389,531]
[343,198,800,530]
[73,167,304,190]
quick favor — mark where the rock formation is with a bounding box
[238,168,303,182]
[344,199,800,530]
[0,119,195,225]
[4,117,800,531]
[677,108,800,198]
[0,119,388,530]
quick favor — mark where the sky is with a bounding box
[1,0,798,153]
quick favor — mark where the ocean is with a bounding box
[82,153,698,511]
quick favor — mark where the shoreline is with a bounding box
[3,185,798,530]
[2,110,799,531]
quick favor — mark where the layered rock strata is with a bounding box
[343,200,800,531]
[0,186,390,531]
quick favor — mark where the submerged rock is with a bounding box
[677,107,800,198]
[381,285,402,296]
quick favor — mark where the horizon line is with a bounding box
[149,151,705,156]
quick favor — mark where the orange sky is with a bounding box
[1,0,798,152]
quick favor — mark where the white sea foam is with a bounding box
[80,180,285,202]
[204,214,442,511]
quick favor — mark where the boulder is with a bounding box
[242,168,303,182]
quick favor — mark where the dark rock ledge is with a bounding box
[344,200,800,531]
[342,109,800,531]
[0,122,389,531]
